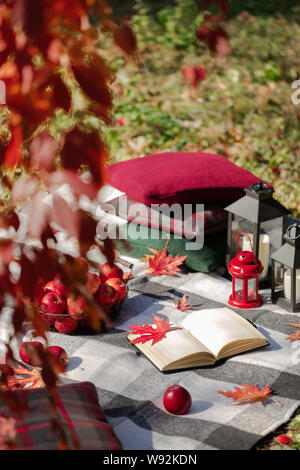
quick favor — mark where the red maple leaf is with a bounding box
[217,383,282,406]
[173,294,195,312]
[142,240,187,276]
[129,314,181,346]
[6,365,45,390]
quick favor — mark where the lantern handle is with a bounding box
[236,231,254,255]
[286,223,300,240]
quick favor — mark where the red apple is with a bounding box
[96,284,117,306]
[86,272,101,294]
[19,341,44,367]
[105,278,126,301]
[66,295,85,319]
[44,275,69,297]
[47,346,68,368]
[163,385,191,415]
[40,291,66,316]
[99,262,123,283]
[54,317,78,334]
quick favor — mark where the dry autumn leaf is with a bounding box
[286,330,300,342]
[286,323,300,342]
[142,240,187,276]
[129,314,181,346]
[172,294,195,312]
[217,383,282,407]
[6,365,45,390]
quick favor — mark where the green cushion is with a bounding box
[116,224,227,273]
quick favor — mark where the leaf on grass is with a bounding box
[142,240,187,276]
[173,294,194,312]
[217,383,282,406]
[129,314,181,346]
[6,365,45,390]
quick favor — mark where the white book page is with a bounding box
[128,327,212,369]
[181,307,265,358]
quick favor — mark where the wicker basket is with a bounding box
[41,257,133,334]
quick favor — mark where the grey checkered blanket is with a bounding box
[40,256,300,451]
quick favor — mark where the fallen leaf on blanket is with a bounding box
[129,314,181,346]
[173,294,195,312]
[140,246,160,263]
[142,240,187,276]
[287,323,300,328]
[5,365,45,390]
[217,383,282,407]
[123,272,135,282]
[286,330,300,342]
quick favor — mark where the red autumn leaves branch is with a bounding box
[0,0,138,444]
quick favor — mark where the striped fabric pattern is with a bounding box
[45,257,300,450]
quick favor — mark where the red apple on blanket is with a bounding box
[47,346,68,368]
[19,341,44,367]
[99,262,123,283]
[54,317,78,334]
[86,272,101,294]
[44,275,69,298]
[105,278,126,301]
[96,284,117,306]
[40,291,66,316]
[66,295,85,319]
[163,385,192,415]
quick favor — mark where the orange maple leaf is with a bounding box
[286,330,300,342]
[142,240,187,276]
[172,294,194,312]
[129,314,181,346]
[123,272,135,282]
[140,246,159,263]
[6,365,45,390]
[286,323,300,342]
[217,383,282,407]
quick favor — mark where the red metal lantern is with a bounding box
[227,232,263,309]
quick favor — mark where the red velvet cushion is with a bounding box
[106,152,265,205]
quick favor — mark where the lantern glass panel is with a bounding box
[247,279,258,302]
[233,278,244,300]
[283,268,300,303]
[274,261,284,286]
[230,215,254,259]
[261,216,284,256]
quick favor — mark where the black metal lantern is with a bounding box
[225,182,290,282]
[271,224,300,313]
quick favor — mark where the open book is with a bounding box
[127,307,268,372]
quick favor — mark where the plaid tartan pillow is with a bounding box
[0,381,122,450]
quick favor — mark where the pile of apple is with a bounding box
[39,262,127,334]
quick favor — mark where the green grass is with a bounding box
[101,0,300,217]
